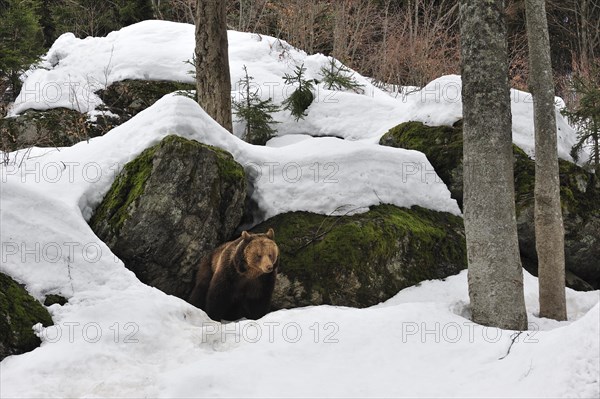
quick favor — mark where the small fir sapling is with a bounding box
[233,65,280,145]
[320,58,364,94]
[282,63,315,121]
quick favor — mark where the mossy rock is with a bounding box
[89,80,195,142]
[90,135,246,299]
[380,120,600,289]
[251,204,467,308]
[95,79,194,123]
[0,108,96,152]
[380,121,464,207]
[0,273,53,361]
[1,80,195,153]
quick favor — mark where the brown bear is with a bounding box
[188,228,279,321]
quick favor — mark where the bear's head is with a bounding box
[238,228,279,277]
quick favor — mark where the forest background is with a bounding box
[1,0,598,111]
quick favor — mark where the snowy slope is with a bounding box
[10,20,582,162]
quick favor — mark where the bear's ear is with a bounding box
[266,228,274,239]
[241,231,251,241]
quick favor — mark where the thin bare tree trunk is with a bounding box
[195,0,233,132]
[525,0,567,321]
[460,0,528,330]
[595,120,600,175]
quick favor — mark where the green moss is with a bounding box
[380,121,463,189]
[90,135,245,235]
[379,121,599,220]
[252,204,466,306]
[0,273,53,359]
[212,146,245,184]
[91,144,157,233]
[511,143,598,217]
[379,119,600,290]
[159,135,244,185]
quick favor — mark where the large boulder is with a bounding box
[380,121,464,207]
[90,135,246,299]
[1,80,194,153]
[94,80,194,130]
[380,121,600,290]
[251,204,467,309]
[0,108,97,153]
[0,273,53,361]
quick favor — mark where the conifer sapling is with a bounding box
[282,63,314,121]
[320,58,364,94]
[233,65,280,145]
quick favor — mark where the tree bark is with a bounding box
[460,0,528,330]
[195,0,233,132]
[525,0,567,321]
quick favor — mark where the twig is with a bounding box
[66,256,75,296]
[293,205,367,252]
[373,189,383,204]
[498,331,523,360]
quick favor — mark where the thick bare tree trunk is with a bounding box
[460,0,528,330]
[195,0,233,132]
[525,0,567,321]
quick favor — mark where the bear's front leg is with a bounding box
[242,296,271,320]
[188,257,213,309]
[205,271,235,321]
[242,272,277,320]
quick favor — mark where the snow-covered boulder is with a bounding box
[2,80,195,153]
[94,79,195,129]
[0,108,98,152]
[251,204,467,309]
[89,135,247,299]
[381,121,600,290]
[380,120,465,207]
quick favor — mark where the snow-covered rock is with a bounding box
[9,20,584,163]
[89,135,247,299]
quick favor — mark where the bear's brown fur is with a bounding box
[188,228,279,321]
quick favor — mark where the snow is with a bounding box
[9,20,584,162]
[2,94,460,224]
[1,20,598,398]
[1,91,599,398]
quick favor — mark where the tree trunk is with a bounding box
[195,0,233,132]
[525,0,567,321]
[594,120,599,175]
[579,0,590,73]
[460,0,528,330]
